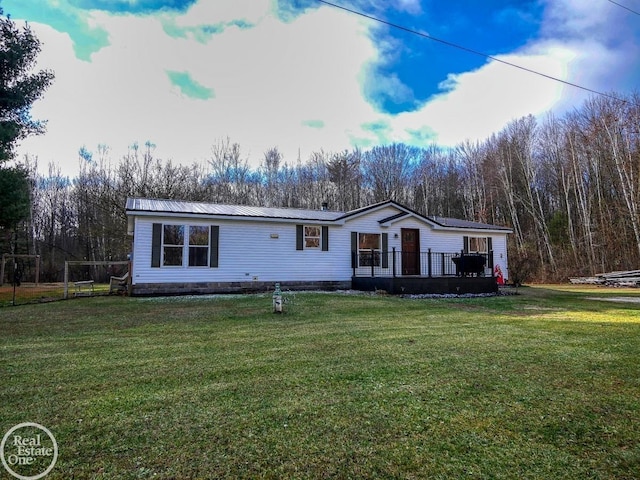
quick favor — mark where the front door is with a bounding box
[401,228,420,275]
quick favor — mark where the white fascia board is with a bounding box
[436,226,512,235]
[126,210,346,225]
[386,216,511,234]
[378,212,440,229]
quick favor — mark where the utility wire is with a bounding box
[317,0,630,105]
[607,0,640,17]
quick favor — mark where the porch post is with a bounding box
[428,248,432,277]
[352,252,356,277]
[489,250,494,277]
[370,249,375,277]
[392,247,397,278]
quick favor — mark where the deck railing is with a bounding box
[352,249,494,278]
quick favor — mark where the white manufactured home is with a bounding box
[125,198,511,295]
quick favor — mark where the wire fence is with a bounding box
[1,259,129,307]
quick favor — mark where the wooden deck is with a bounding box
[352,276,499,295]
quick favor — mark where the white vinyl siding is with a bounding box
[132,218,351,285]
[129,204,510,285]
[346,210,510,280]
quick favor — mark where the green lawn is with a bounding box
[1,286,639,479]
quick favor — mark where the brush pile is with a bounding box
[569,270,640,287]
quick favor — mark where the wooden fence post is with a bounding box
[64,261,69,300]
[0,254,5,287]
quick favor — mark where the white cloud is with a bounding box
[385,47,569,147]
[13,0,639,177]
[390,0,422,15]
[380,0,638,148]
[174,0,271,26]
[357,0,422,15]
[19,1,381,173]
[538,0,639,95]
[541,0,614,39]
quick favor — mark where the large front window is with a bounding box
[163,224,210,267]
[358,233,381,267]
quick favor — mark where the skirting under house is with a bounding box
[131,280,351,296]
[131,277,498,296]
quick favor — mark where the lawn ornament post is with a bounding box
[273,283,283,313]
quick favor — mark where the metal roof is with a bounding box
[428,215,512,231]
[126,198,345,221]
[126,198,511,231]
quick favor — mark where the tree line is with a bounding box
[2,92,639,283]
[2,7,638,283]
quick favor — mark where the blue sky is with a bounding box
[3,0,639,174]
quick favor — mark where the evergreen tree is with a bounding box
[0,8,54,240]
[0,164,29,230]
[0,7,54,162]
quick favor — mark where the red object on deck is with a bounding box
[494,264,504,285]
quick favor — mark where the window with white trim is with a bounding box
[358,233,381,267]
[162,224,210,267]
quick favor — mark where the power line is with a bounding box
[607,0,640,16]
[316,0,630,105]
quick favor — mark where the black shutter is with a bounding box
[487,237,493,267]
[351,231,358,268]
[463,236,469,254]
[296,225,304,250]
[321,226,329,251]
[382,233,389,268]
[210,226,219,268]
[151,223,162,267]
